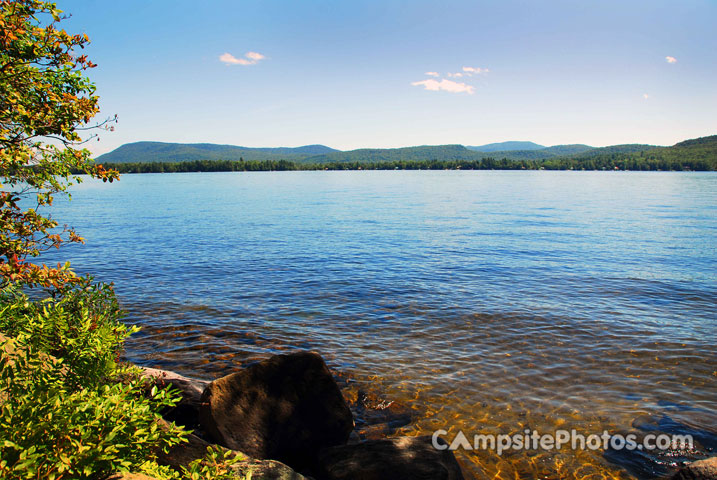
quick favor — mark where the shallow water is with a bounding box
[45,171,716,479]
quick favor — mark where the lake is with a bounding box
[45,170,716,479]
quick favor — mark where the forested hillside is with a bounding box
[96,141,336,163]
[96,136,716,171]
[301,145,478,163]
[466,141,545,152]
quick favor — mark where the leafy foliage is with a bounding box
[0,0,118,289]
[0,285,255,480]
[0,281,130,389]
[0,285,187,480]
[181,446,251,480]
[140,446,252,480]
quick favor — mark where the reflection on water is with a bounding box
[45,171,716,479]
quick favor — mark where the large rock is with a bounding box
[671,457,717,480]
[199,351,354,471]
[158,429,310,480]
[235,458,313,480]
[317,435,465,480]
[141,367,209,430]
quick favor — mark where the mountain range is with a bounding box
[466,141,545,152]
[95,142,338,163]
[96,137,716,166]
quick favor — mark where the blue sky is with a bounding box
[60,0,717,154]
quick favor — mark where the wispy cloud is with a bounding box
[413,64,488,94]
[220,51,266,66]
[665,56,677,64]
[462,66,489,75]
[411,78,475,94]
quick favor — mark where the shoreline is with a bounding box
[92,159,714,174]
[137,352,717,480]
[139,351,466,480]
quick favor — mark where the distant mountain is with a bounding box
[466,141,545,152]
[536,135,717,170]
[304,143,596,164]
[461,144,591,161]
[641,135,717,165]
[95,141,338,163]
[465,143,593,161]
[673,135,717,149]
[96,136,715,169]
[573,144,656,158]
[252,144,338,155]
[302,145,479,164]
[540,144,593,156]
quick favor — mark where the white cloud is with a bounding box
[665,56,677,64]
[219,53,250,65]
[462,66,489,75]
[220,51,266,66]
[245,51,265,61]
[413,63,488,94]
[411,78,475,94]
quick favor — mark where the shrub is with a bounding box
[0,282,131,390]
[0,284,256,479]
[0,284,187,479]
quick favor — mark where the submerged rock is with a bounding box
[199,351,354,471]
[671,457,717,480]
[349,389,415,441]
[316,435,465,480]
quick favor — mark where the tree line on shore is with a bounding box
[96,152,715,174]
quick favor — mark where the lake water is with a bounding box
[45,171,716,479]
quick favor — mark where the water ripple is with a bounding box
[44,171,717,479]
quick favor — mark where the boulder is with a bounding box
[317,435,465,480]
[234,458,312,480]
[199,351,354,471]
[157,430,310,480]
[671,457,717,480]
[141,367,209,430]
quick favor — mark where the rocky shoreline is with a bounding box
[135,350,716,480]
[139,351,465,480]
